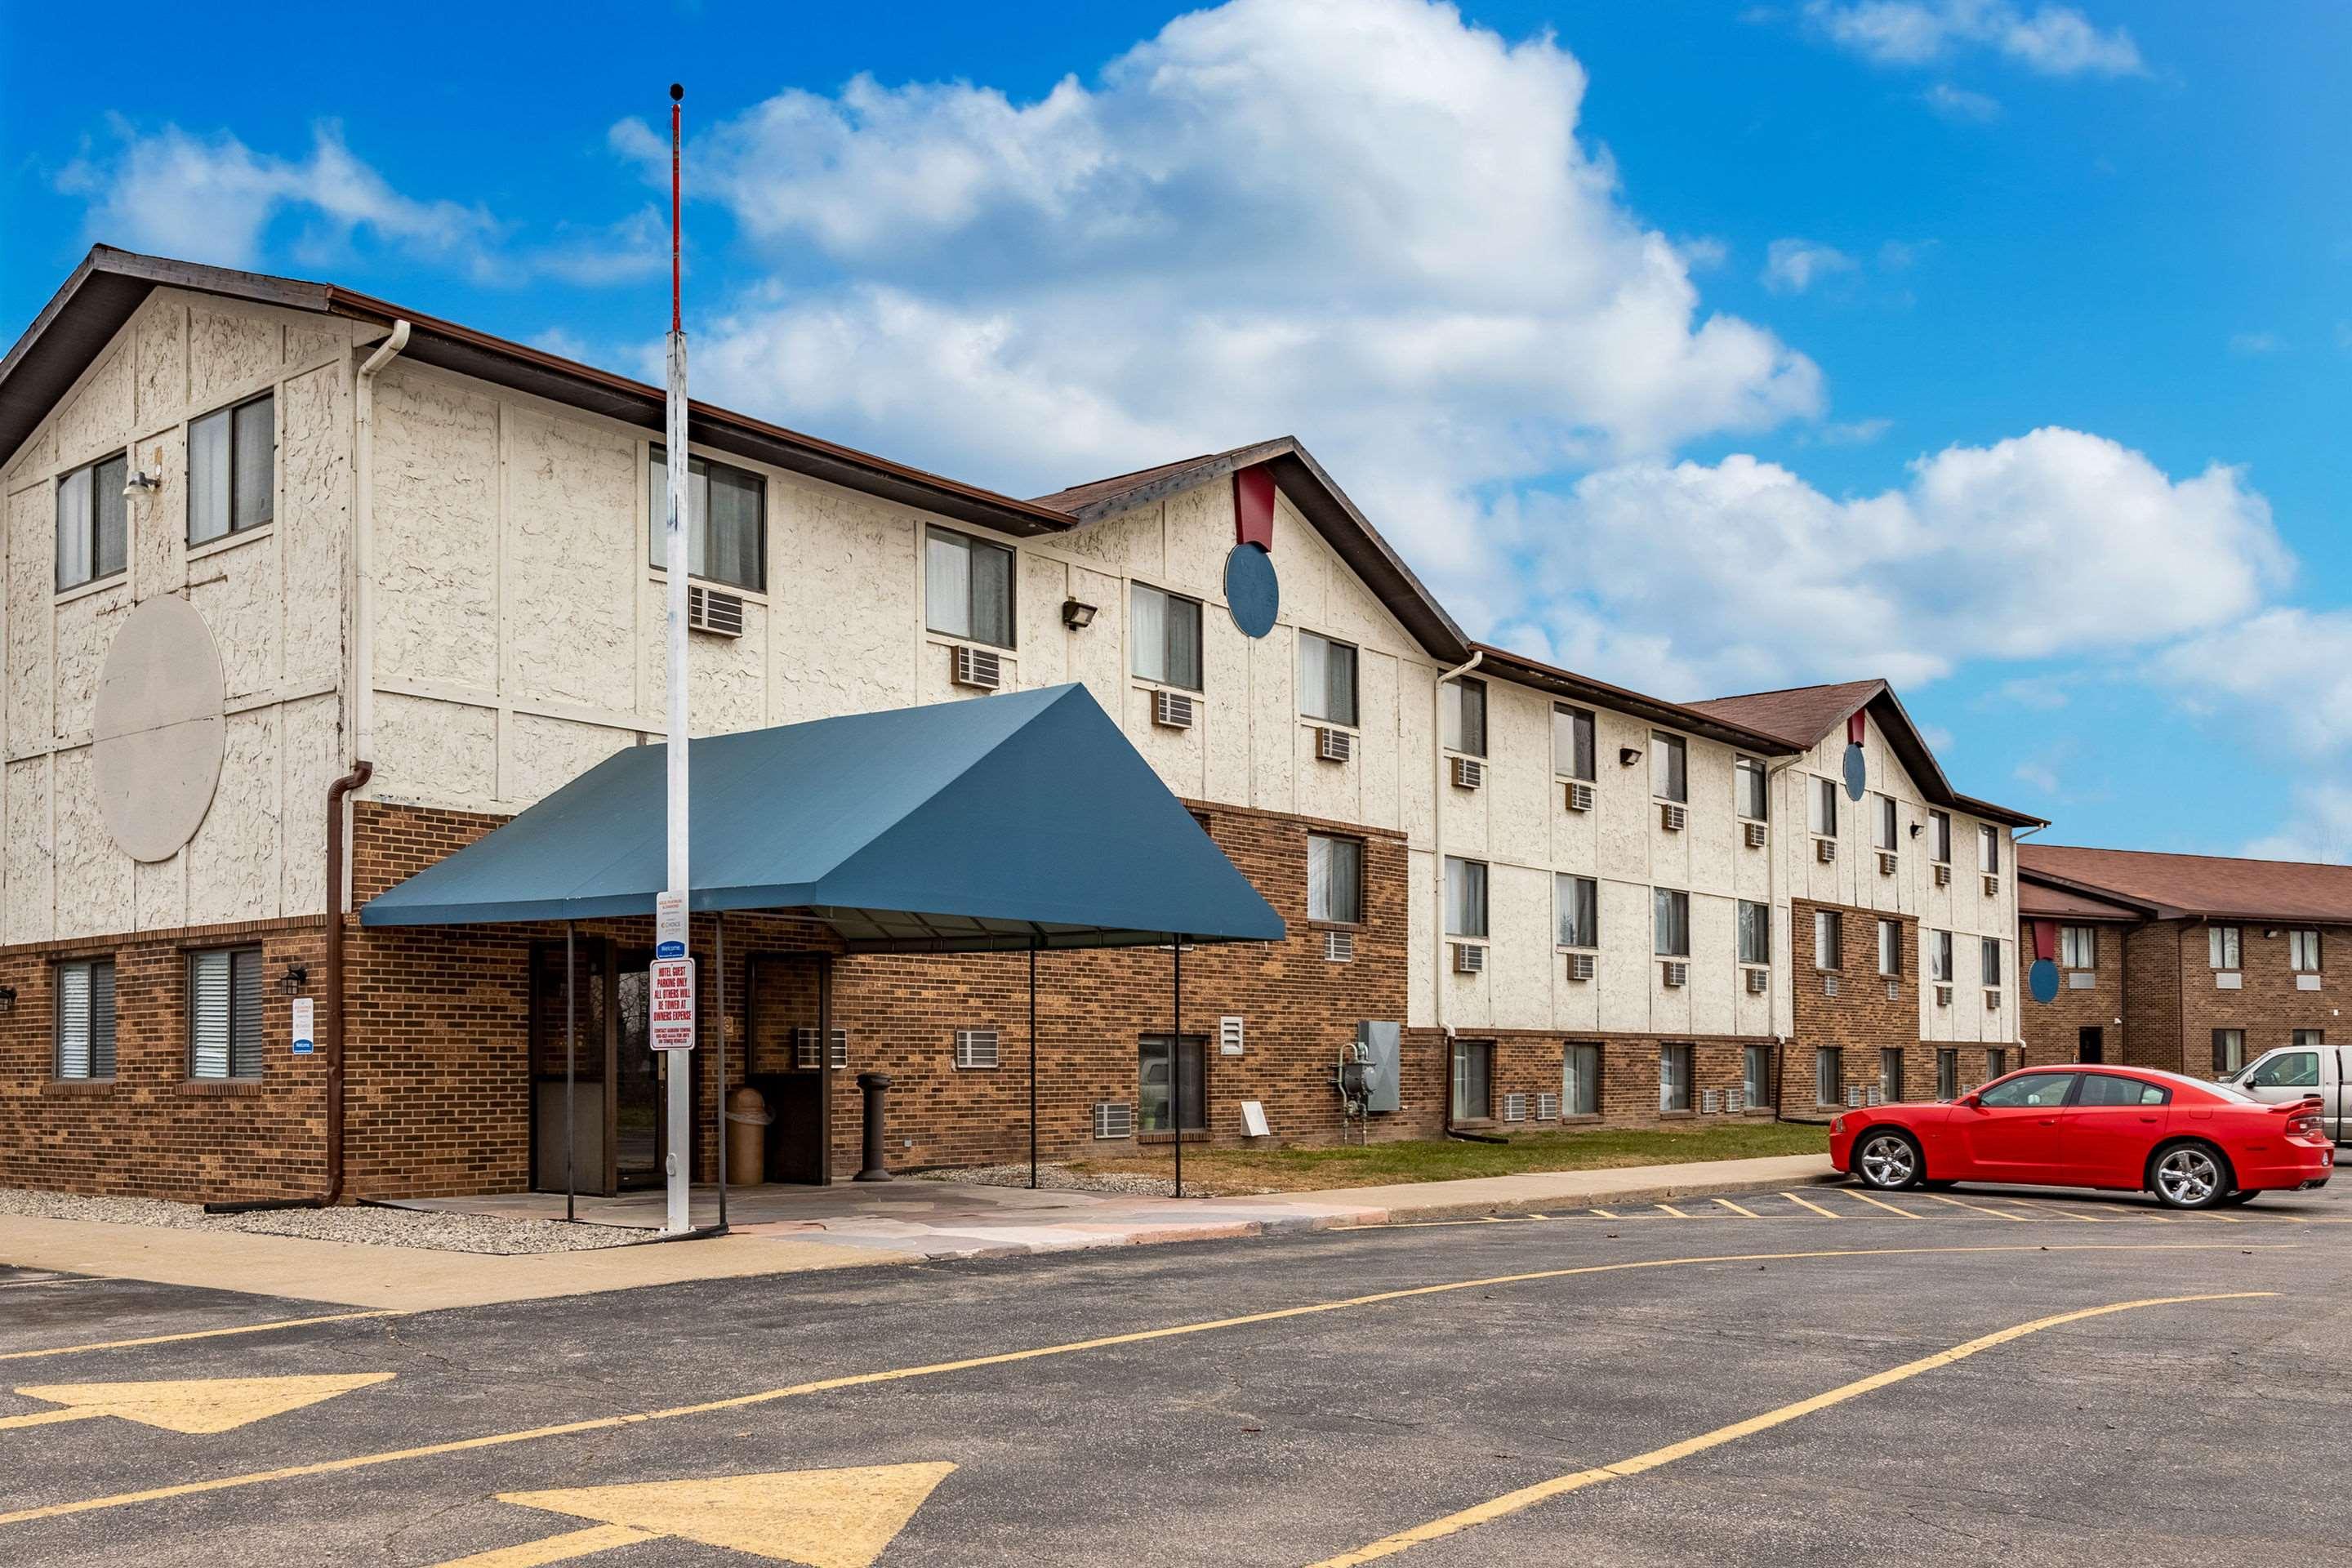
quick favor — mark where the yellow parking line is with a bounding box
[1589,1209,1619,1218]
[1842,1190,1919,1218]
[0,1312,402,1365]
[1780,1192,1841,1218]
[1305,1289,2278,1566]
[1655,1205,1693,1219]
[1712,1199,1761,1218]
[0,1244,2270,1531]
[1921,1193,2029,1222]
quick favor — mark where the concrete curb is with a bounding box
[1359,1169,1850,1225]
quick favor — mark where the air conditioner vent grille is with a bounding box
[1450,755,1485,791]
[686,585,746,638]
[1152,688,1196,729]
[1453,942,1486,974]
[1661,960,1689,988]
[1317,727,1353,764]
[1324,929,1355,963]
[1816,838,1838,863]
[1566,951,1597,982]
[1503,1093,1527,1123]
[952,1028,1001,1069]
[952,644,1003,690]
[1094,1101,1134,1139]
[1564,780,1595,813]
[1744,820,1767,850]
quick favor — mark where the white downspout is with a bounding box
[1763,754,1804,1111]
[2005,819,2047,1056]
[349,320,409,911]
[1432,648,1481,1130]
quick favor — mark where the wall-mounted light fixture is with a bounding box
[122,469,161,498]
[1909,822,1923,839]
[278,961,310,996]
[1060,598,1098,630]
[1618,746,1642,767]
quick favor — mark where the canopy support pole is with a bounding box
[1171,933,1183,1200]
[817,956,834,1187]
[1028,942,1040,1191]
[564,920,577,1225]
[715,911,728,1231]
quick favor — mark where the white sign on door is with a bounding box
[649,956,696,1051]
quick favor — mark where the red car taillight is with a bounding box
[2288,1113,2324,1140]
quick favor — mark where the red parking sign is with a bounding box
[649,956,696,1051]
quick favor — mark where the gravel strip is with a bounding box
[0,1187,641,1255]
[912,1162,1265,1198]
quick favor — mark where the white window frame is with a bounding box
[1814,908,1842,971]
[1873,793,1898,852]
[1979,823,2001,875]
[1556,874,1599,950]
[1811,777,1839,837]
[1734,756,1768,822]
[923,525,1017,649]
[1650,733,1686,804]
[1563,1043,1601,1117]
[1307,834,1364,924]
[1445,857,1490,939]
[1928,929,1954,982]
[1129,581,1204,691]
[1742,1044,1771,1107]
[1653,888,1690,958]
[1555,705,1597,782]
[2209,924,2241,970]
[1877,918,1902,977]
[1659,1043,1693,1114]
[2290,929,2322,972]
[1442,676,1487,757]
[2059,924,2096,969]
[1298,631,1360,728]
[1929,809,1951,864]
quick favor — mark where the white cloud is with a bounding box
[1805,2,2145,77]
[1922,82,2002,122]
[1762,238,1858,294]
[2012,758,2061,793]
[2160,608,2352,760]
[2228,330,2283,356]
[2243,784,2352,865]
[1811,416,1894,445]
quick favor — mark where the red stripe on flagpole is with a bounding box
[670,83,684,335]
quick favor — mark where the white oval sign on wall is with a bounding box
[91,595,227,863]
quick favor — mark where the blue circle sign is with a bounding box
[1224,543,1279,639]
[2028,957,2060,1005]
[1842,742,1866,802]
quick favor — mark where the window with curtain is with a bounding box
[1937,1049,1959,1101]
[1980,937,2003,987]
[1298,631,1359,726]
[1442,677,1487,756]
[1129,582,1203,690]
[1659,1044,1693,1113]
[1984,1047,2009,1080]
[1557,875,1599,948]
[1653,889,1690,957]
[1451,1040,1493,1121]
[54,958,117,1080]
[1563,1044,1601,1116]
[189,947,264,1080]
[1650,733,1686,803]
[1874,794,1898,851]
[2291,929,2322,971]
[1744,1045,1771,1107]
[1445,857,1489,939]
[55,453,128,591]
[1979,823,2001,873]
[1815,1048,1842,1106]
[1138,1036,1205,1132]
[1878,918,1902,976]
[1556,706,1596,782]
[1735,756,1768,821]
[924,526,1015,648]
[1929,810,1951,862]
[189,392,274,545]
[1814,909,1842,970]
[1881,1049,1904,1101]
[1811,777,1839,836]
[2208,925,2241,969]
[1929,929,1954,982]
[1736,900,1770,965]
[1307,835,1363,924]
[649,447,766,591]
[2211,1029,2245,1075]
[2060,925,2096,969]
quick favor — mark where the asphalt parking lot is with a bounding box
[2,1178,2347,1567]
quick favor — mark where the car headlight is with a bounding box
[1829,1115,1846,1135]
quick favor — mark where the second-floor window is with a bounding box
[649,447,765,591]
[1307,834,1363,924]
[1555,705,1596,782]
[1979,823,2001,874]
[1814,909,1842,970]
[1445,857,1489,939]
[1928,929,1954,982]
[1811,777,1838,836]
[1442,676,1486,757]
[2209,925,2241,970]
[1651,733,1686,803]
[1737,899,1770,964]
[1557,874,1598,948]
[2291,929,2323,971]
[2060,924,2096,969]
[1298,631,1359,727]
[1929,809,1951,863]
[56,452,128,591]
[1129,583,1203,690]
[1654,889,1690,957]
[189,391,274,545]
[1735,756,1768,821]
[1878,918,1902,976]
[1981,937,2003,987]
[924,527,1015,648]
[1874,794,1898,852]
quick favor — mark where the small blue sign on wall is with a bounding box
[1223,543,1280,639]
[1842,742,1867,802]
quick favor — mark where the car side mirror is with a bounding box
[1957,1092,1981,1110]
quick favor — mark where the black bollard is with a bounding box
[854,1071,894,1183]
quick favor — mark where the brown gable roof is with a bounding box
[1684,679,1889,748]
[2017,878,2149,921]
[1467,645,1797,755]
[2020,844,2352,924]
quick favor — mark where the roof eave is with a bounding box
[1469,644,1800,755]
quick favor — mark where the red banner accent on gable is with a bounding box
[2032,920,2058,961]
[1233,465,1276,550]
[1846,710,1866,746]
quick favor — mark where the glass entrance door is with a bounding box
[612,952,665,1187]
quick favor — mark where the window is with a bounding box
[1736,900,1770,965]
[1555,706,1597,782]
[1442,676,1487,756]
[1452,1040,1493,1121]
[2247,1051,2320,1089]
[1877,918,1902,977]
[1936,1049,1959,1102]
[1980,937,2003,988]
[1445,857,1489,939]
[1978,824,2001,874]
[2290,929,2323,972]
[1138,1036,1205,1132]
[54,958,117,1080]
[1811,777,1839,837]
[1984,1047,2008,1080]
[1129,582,1203,690]
[1557,875,1599,949]
[2292,1028,2327,1048]
[1979,1072,2074,1109]
[1928,929,1954,982]
[649,447,766,591]
[2078,1074,2169,1107]
[1815,1048,1842,1106]
[1298,632,1359,727]
[1653,889,1690,957]
[2059,925,2097,969]
[1735,756,1768,822]
[2212,1028,2246,1075]
[1307,835,1363,924]
[1813,908,1842,970]
[189,946,264,1080]
[189,391,274,545]
[1563,1044,1601,1116]
[2208,925,2241,970]
[1651,733,1686,803]
[55,452,128,590]
[1929,809,1952,863]
[923,527,1015,648]
[1743,1045,1771,1107]
[1659,1044,1693,1113]
[1873,794,1898,852]
[1880,1048,1904,1102]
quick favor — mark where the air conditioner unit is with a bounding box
[952,644,1003,691]
[1535,1092,1559,1120]
[1984,988,2002,1012]
[1453,942,1486,974]
[1886,980,1901,1001]
[1316,727,1352,764]
[1935,982,1953,1008]
[952,1028,1000,1069]
[1878,851,1898,876]
[1152,688,1195,729]
[1816,839,1838,864]
[1661,960,1688,988]
[793,1027,822,1070]
[1744,820,1766,850]
[1933,862,1952,887]
[1219,1015,1245,1056]
[1725,1088,1746,1114]
[1745,967,1769,995]
[1702,1089,1722,1114]
[1823,973,1840,997]
[1659,802,1686,832]
[1866,1086,1884,1106]
[685,584,745,638]
[1503,1093,1526,1123]
[1566,951,1597,982]
[1982,873,2001,898]
[1094,1101,1134,1139]
[1564,780,1595,813]
[1846,1086,1865,1108]
[1450,755,1485,791]
[1324,929,1355,963]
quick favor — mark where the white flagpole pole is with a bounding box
[662,82,693,1236]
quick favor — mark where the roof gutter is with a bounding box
[1432,648,1481,1139]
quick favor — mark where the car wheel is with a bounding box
[2149,1142,2233,1210]
[1855,1129,1923,1191]
[2216,1189,2259,1207]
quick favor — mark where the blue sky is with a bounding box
[5,1,2346,857]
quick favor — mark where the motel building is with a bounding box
[0,248,2044,1206]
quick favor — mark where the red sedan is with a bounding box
[1829,1065,2334,1209]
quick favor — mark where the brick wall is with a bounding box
[1788,897,1918,1114]
[2176,920,2345,1074]
[2121,922,2185,1073]
[1428,1029,1775,1132]
[2016,920,2127,1068]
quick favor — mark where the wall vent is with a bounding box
[1865,1086,1885,1106]
[1219,1015,1245,1056]
[1659,802,1686,833]
[1702,1089,1722,1114]
[1535,1092,1559,1120]
[686,585,746,638]
[2068,970,2096,990]
[1984,988,2002,1012]
[1823,973,1840,997]
[1453,942,1486,975]
[1933,862,1952,887]
[1878,851,1899,876]
[1316,726,1353,764]
[1725,1088,1746,1114]
[1503,1093,1527,1122]
[1982,873,2001,898]
[1815,838,1838,863]
[1661,960,1689,989]
[1935,982,1953,1008]
[1564,780,1595,813]
[1566,951,1597,982]
[952,1028,1001,1069]
[1152,688,1196,729]
[1886,980,1901,1001]
[1094,1101,1134,1139]
[1324,929,1355,963]
[1744,820,1767,850]
[1450,755,1485,791]
[952,644,1003,691]
[1846,1086,1866,1108]
[1745,967,1769,995]
[792,1027,847,1070]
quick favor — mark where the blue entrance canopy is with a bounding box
[361,684,1285,952]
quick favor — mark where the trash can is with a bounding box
[726,1085,770,1187]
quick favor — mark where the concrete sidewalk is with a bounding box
[0,1153,1838,1311]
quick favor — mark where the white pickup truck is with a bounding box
[2225,1044,2351,1143]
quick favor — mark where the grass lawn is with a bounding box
[1068,1120,1831,1194]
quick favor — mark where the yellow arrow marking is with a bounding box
[1,1373,392,1435]
[439,1463,957,1567]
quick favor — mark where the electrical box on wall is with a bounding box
[1356,1020,1402,1114]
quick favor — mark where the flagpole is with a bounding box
[661,81,693,1236]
